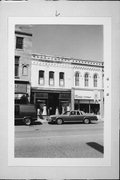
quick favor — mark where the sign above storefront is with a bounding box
[36,92,48,99]
[75,89,100,100]
[59,93,71,99]
[75,94,92,99]
[15,83,27,93]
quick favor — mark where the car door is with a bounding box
[69,111,77,122]
[75,111,83,121]
[79,111,86,121]
[61,111,70,122]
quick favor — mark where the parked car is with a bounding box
[47,110,98,125]
[15,104,37,125]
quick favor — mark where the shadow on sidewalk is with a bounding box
[87,142,104,154]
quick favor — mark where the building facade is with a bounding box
[15,25,32,104]
[31,54,104,117]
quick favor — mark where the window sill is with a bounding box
[16,48,23,51]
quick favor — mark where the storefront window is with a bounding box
[59,72,64,86]
[85,73,89,87]
[38,70,44,85]
[93,74,97,87]
[49,71,54,86]
[75,72,79,86]
[74,99,80,110]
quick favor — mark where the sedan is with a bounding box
[47,110,98,125]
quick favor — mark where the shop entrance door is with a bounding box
[48,93,59,115]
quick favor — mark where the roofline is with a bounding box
[32,53,103,64]
[15,31,32,37]
[32,53,104,68]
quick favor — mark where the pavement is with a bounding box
[15,121,104,158]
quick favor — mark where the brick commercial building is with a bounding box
[31,54,104,118]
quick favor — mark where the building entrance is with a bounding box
[48,93,59,115]
[31,89,71,116]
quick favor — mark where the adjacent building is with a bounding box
[15,25,32,104]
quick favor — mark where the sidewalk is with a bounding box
[97,115,104,122]
[35,116,48,124]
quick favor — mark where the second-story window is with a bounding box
[75,72,79,86]
[38,70,44,85]
[15,56,19,77]
[59,72,64,86]
[93,74,97,87]
[85,73,89,87]
[16,36,23,49]
[49,71,54,86]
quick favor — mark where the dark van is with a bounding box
[15,104,37,125]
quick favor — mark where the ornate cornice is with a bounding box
[32,53,104,68]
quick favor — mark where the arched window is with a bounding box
[22,65,28,76]
[75,72,79,86]
[84,73,89,87]
[93,74,97,87]
[38,70,44,85]
[49,71,54,86]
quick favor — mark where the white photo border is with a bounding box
[8,17,111,166]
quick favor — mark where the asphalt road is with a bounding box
[15,121,104,158]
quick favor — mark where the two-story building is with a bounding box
[31,54,72,115]
[15,25,32,104]
[30,54,104,117]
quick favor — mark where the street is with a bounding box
[15,121,104,158]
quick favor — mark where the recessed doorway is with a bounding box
[48,93,59,115]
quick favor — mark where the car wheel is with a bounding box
[24,118,31,126]
[84,118,90,124]
[56,118,63,125]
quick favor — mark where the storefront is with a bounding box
[74,89,101,115]
[31,89,71,115]
[15,80,30,104]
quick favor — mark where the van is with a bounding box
[15,104,37,125]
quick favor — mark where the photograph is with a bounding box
[14,24,104,159]
[0,0,119,178]
[7,17,111,167]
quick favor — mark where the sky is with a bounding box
[31,25,103,61]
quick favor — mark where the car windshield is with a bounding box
[63,111,70,115]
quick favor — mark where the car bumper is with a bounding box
[47,118,56,124]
